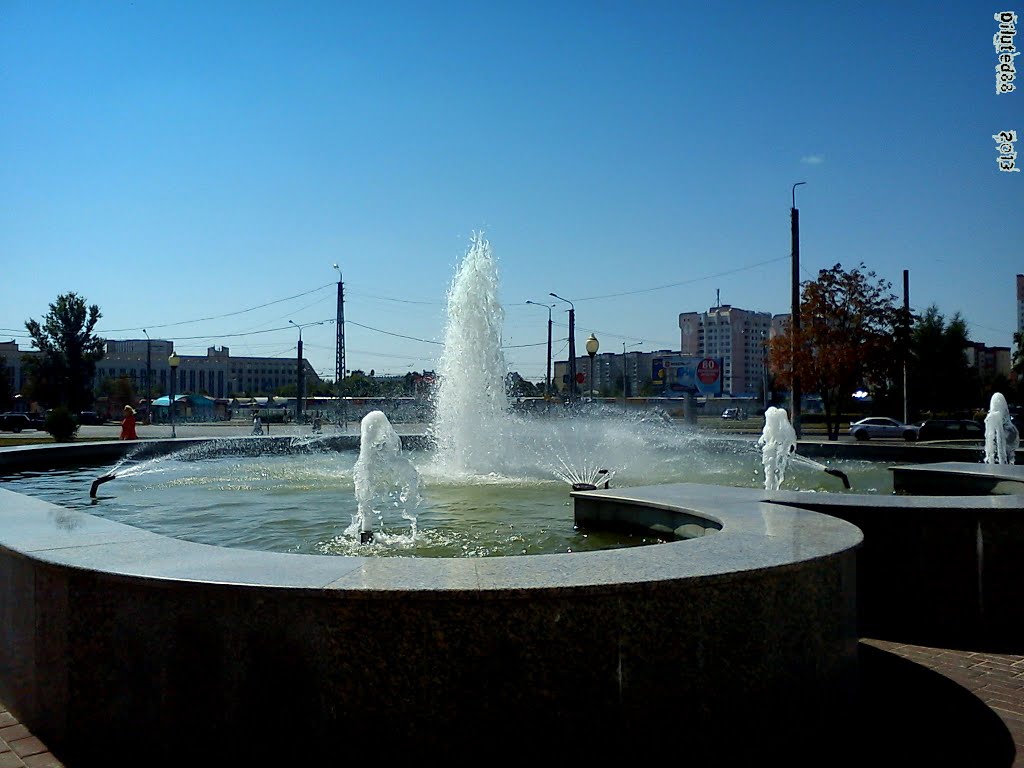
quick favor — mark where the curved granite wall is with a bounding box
[0,441,861,763]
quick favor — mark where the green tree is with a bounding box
[769,263,904,440]
[24,293,105,412]
[907,305,978,417]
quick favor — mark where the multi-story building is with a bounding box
[98,341,322,399]
[0,341,38,394]
[554,349,670,398]
[966,343,1012,381]
[3,339,322,401]
[678,305,775,397]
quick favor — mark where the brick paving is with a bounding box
[863,638,1024,766]
[0,701,62,768]
[1,640,1022,766]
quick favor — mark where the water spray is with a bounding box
[758,407,851,490]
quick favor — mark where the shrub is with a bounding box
[45,406,79,442]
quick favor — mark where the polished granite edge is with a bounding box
[1,479,861,593]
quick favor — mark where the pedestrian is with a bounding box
[120,405,138,440]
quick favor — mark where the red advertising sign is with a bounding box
[696,358,721,385]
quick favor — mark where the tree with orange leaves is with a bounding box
[769,263,907,440]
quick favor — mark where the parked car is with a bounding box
[848,417,918,441]
[915,419,985,442]
[721,408,740,420]
[75,411,104,425]
[0,412,41,433]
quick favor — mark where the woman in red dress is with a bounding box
[120,405,138,440]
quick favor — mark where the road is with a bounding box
[0,415,916,447]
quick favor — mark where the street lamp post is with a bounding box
[585,333,599,400]
[143,328,151,423]
[526,300,554,400]
[333,263,346,427]
[289,320,325,423]
[791,181,807,437]
[549,293,576,403]
[168,352,180,438]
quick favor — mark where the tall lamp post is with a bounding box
[549,293,576,403]
[622,341,642,413]
[289,320,324,423]
[168,352,180,438]
[790,181,807,437]
[333,263,346,426]
[143,328,151,423]
[526,300,554,400]
[585,333,599,400]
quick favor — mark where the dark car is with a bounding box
[75,411,104,425]
[915,419,985,442]
[0,412,40,433]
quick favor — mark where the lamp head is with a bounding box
[168,352,180,369]
[585,333,599,356]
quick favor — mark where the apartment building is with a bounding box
[678,305,774,397]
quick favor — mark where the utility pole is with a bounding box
[144,329,151,423]
[290,320,324,424]
[333,264,346,387]
[790,182,806,438]
[903,269,910,424]
[550,293,577,403]
[526,301,554,400]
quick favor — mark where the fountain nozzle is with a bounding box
[825,468,851,490]
[571,483,598,492]
[89,473,117,498]
[360,530,374,544]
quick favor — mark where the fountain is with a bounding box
[352,409,421,544]
[758,406,797,490]
[758,406,851,491]
[0,233,909,762]
[985,392,1020,465]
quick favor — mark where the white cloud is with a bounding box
[801,155,825,165]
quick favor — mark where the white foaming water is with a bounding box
[757,407,797,491]
[351,410,421,542]
[431,232,511,476]
[984,392,1019,465]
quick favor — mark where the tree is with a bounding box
[769,263,904,440]
[24,293,105,412]
[907,305,978,417]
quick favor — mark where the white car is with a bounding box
[849,417,918,441]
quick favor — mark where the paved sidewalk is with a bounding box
[863,638,1024,766]
[0,701,62,768]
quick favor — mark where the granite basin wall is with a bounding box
[764,491,1024,651]
[0,444,861,763]
[575,475,1024,653]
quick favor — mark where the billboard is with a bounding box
[652,355,723,396]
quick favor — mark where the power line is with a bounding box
[97,283,335,333]
[575,255,790,301]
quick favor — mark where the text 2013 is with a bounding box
[994,130,1019,172]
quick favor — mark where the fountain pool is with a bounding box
[1,426,891,558]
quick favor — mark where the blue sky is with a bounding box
[2,1,1020,383]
